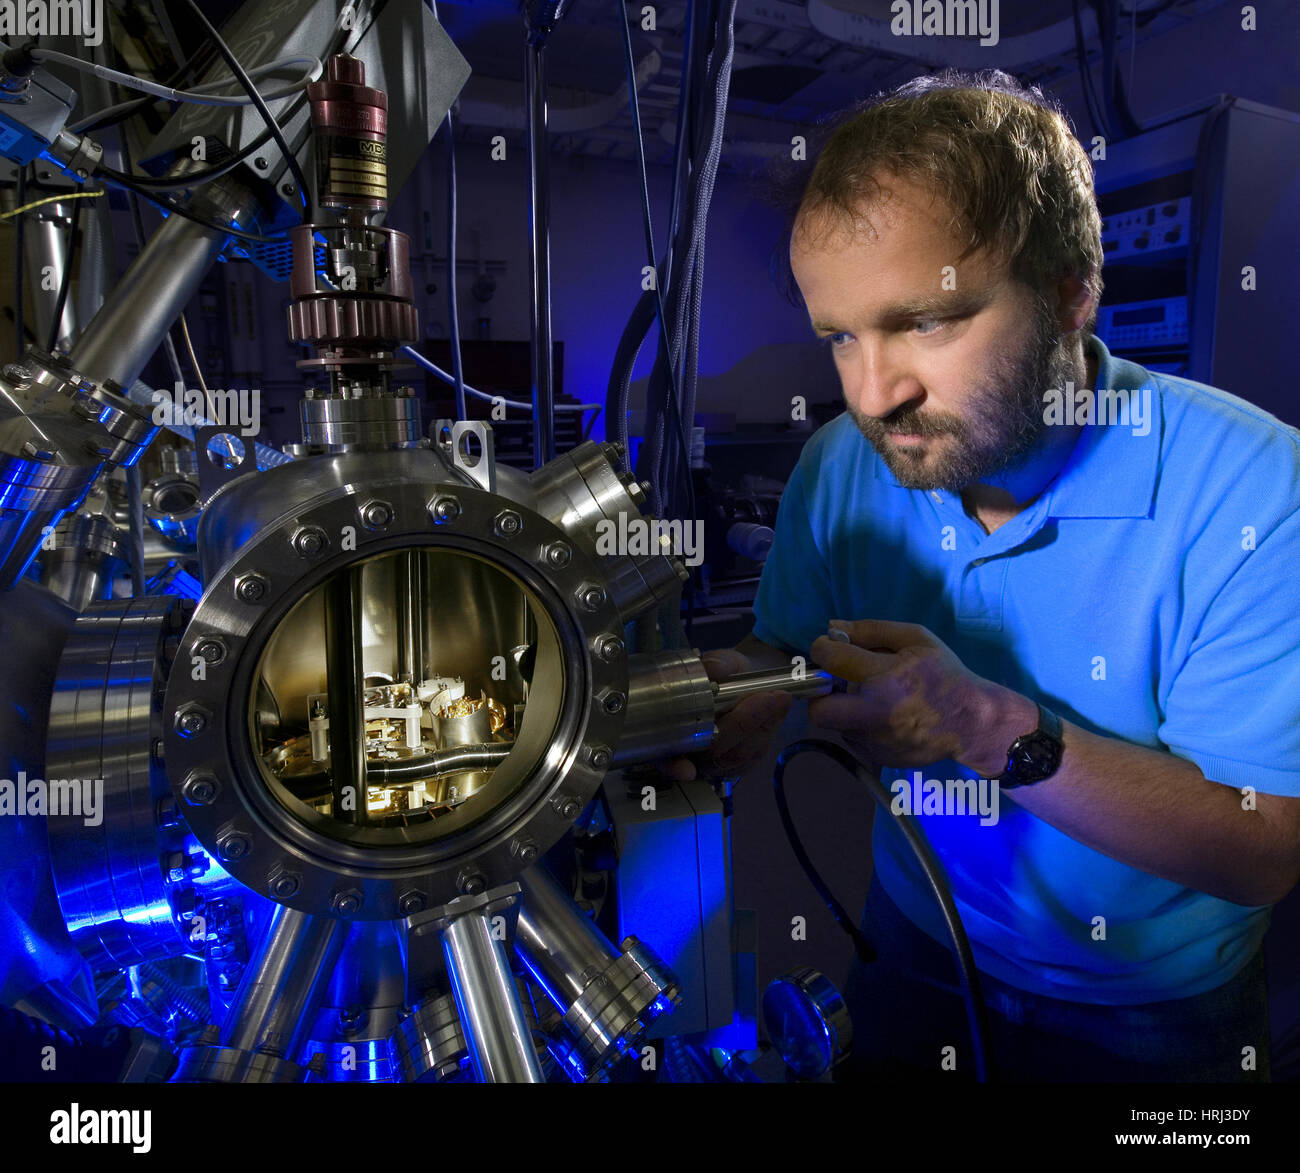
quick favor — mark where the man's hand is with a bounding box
[659,648,794,783]
[808,618,1034,776]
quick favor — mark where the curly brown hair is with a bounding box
[772,69,1103,324]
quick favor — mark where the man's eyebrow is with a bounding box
[810,291,990,333]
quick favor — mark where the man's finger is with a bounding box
[810,635,894,682]
[829,618,931,650]
[700,648,752,682]
[808,692,886,731]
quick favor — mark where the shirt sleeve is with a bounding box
[1158,506,1300,796]
[751,453,839,657]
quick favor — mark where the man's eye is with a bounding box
[912,319,944,335]
[825,332,853,348]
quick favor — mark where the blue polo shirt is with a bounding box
[753,335,1300,1004]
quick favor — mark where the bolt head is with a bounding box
[362,500,393,529]
[578,584,605,612]
[511,837,538,864]
[430,496,460,524]
[600,689,626,715]
[255,157,268,169]
[398,891,427,916]
[458,871,486,896]
[175,705,210,737]
[332,889,362,916]
[494,510,522,538]
[194,638,225,665]
[182,773,219,805]
[597,635,624,662]
[218,833,251,861]
[588,745,612,770]
[235,573,267,603]
[269,870,301,899]
[293,526,327,557]
[546,541,572,567]
[554,794,583,820]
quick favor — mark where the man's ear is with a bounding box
[1053,272,1097,334]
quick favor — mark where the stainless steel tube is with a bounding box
[23,203,78,351]
[515,865,617,1007]
[324,567,369,824]
[395,550,423,683]
[441,911,545,1083]
[711,666,836,714]
[219,905,347,1063]
[69,208,232,392]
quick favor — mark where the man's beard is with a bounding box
[848,296,1075,491]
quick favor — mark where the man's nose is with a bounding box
[841,339,922,420]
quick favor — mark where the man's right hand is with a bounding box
[658,648,794,784]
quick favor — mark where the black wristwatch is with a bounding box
[996,703,1064,788]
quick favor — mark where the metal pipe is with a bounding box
[369,741,512,785]
[395,550,423,683]
[69,208,232,392]
[324,567,368,824]
[515,865,617,1008]
[124,465,146,597]
[440,911,545,1082]
[711,666,836,714]
[219,905,347,1063]
[524,41,554,468]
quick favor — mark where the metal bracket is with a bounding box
[435,418,496,494]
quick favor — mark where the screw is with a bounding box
[553,794,583,820]
[269,870,301,899]
[511,837,539,864]
[494,510,522,538]
[235,574,267,603]
[398,891,426,916]
[362,500,393,529]
[601,691,626,714]
[578,584,605,612]
[430,496,460,524]
[194,638,225,665]
[588,745,612,770]
[281,182,296,197]
[182,774,218,805]
[175,705,210,737]
[596,635,624,662]
[293,526,327,557]
[332,889,362,916]
[218,833,251,861]
[254,157,268,169]
[546,542,572,567]
[3,363,31,382]
[458,870,486,896]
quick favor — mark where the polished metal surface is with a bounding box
[390,991,469,1082]
[525,40,555,469]
[613,650,717,766]
[219,904,347,1067]
[40,510,126,611]
[165,444,632,918]
[440,904,544,1083]
[515,864,615,1006]
[712,666,836,713]
[45,595,203,970]
[69,185,243,392]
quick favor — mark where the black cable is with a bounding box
[12,163,25,358]
[46,192,87,352]
[1072,0,1108,141]
[97,120,281,191]
[773,739,994,1083]
[180,0,313,222]
[103,171,287,244]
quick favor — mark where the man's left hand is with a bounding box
[808,618,1035,776]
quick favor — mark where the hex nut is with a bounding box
[174,704,210,738]
[430,496,460,524]
[217,833,251,861]
[494,510,522,538]
[194,638,225,665]
[362,500,393,530]
[235,573,268,603]
[332,889,363,916]
[182,773,219,805]
[596,635,624,662]
[546,541,572,567]
[293,526,328,557]
[578,584,605,612]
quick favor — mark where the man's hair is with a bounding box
[771,69,1103,323]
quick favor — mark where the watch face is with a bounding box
[1012,732,1061,779]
